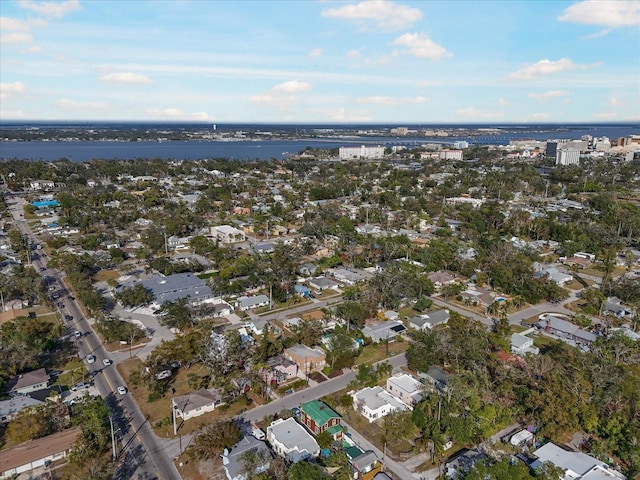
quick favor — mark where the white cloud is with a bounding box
[0,81,27,99]
[321,0,422,31]
[0,32,34,45]
[0,109,28,119]
[508,58,581,80]
[558,0,640,27]
[319,107,373,122]
[356,95,427,105]
[581,28,611,39]
[524,113,551,121]
[145,107,210,120]
[56,98,108,109]
[26,44,42,53]
[498,98,511,106]
[308,48,322,58]
[346,49,362,59]
[17,0,80,18]
[272,80,312,93]
[0,16,30,31]
[593,111,618,119]
[100,72,152,84]
[391,33,452,60]
[528,90,571,101]
[456,107,504,119]
[610,97,624,106]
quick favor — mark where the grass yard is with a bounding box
[355,341,408,366]
[94,269,120,282]
[116,359,259,438]
[532,333,563,349]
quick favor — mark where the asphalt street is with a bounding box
[4,191,181,480]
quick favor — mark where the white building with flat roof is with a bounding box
[531,442,625,480]
[556,148,580,166]
[352,386,410,422]
[266,417,320,463]
[339,145,385,160]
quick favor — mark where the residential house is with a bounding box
[409,309,450,331]
[211,225,246,243]
[460,287,496,309]
[331,268,366,285]
[308,277,339,292]
[222,436,271,480]
[266,417,320,463]
[172,388,223,421]
[284,344,326,373]
[294,284,311,297]
[352,386,410,422]
[445,448,488,479]
[420,365,450,393]
[263,355,298,385]
[0,395,44,423]
[236,295,270,311]
[427,271,465,291]
[361,320,406,343]
[0,427,81,479]
[246,317,270,335]
[535,315,596,347]
[134,218,153,227]
[300,400,342,439]
[510,333,539,356]
[7,368,50,395]
[386,373,423,406]
[603,297,634,318]
[29,180,55,191]
[254,243,275,254]
[531,442,626,480]
[3,299,25,311]
[350,450,382,480]
[138,272,214,309]
[563,255,592,269]
[298,263,318,277]
[537,267,572,285]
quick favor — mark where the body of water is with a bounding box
[1,124,637,162]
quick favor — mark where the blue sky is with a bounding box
[1,0,638,123]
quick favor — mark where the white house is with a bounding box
[531,442,626,480]
[172,388,223,421]
[0,428,81,479]
[236,295,270,311]
[352,386,410,422]
[386,373,423,406]
[266,418,320,463]
[212,225,246,244]
[510,333,539,356]
[409,309,450,331]
[29,180,55,190]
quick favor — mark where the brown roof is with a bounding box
[0,427,81,473]
[172,389,221,414]
[8,368,49,392]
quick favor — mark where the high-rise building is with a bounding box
[546,141,558,158]
[339,145,385,160]
[556,148,580,166]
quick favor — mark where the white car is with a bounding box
[117,386,127,395]
[86,354,96,364]
[103,358,112,366]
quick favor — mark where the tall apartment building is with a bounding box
[556,148,580,166]
[339,145,385,160]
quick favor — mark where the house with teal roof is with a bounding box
[300,399,343,440]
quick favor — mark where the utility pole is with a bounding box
[110,416,120,461]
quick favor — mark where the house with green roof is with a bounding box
[300,399,343,440]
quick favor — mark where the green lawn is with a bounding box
[355,341,408,366]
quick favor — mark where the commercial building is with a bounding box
[339,146,385,160]
[556,148,580,166]
[139,272,214,308]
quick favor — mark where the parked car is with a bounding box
[117,386,127,395]
[72,382,89,391]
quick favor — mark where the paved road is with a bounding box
[4,191,181,480]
